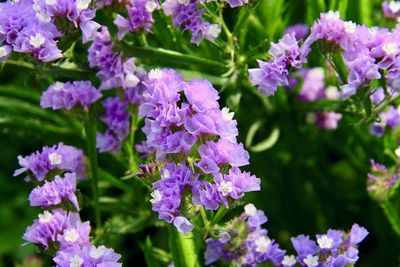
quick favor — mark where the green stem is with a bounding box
[380,200,400,237]
[84,114,101,228]
[210,206,229,226]
[122,44,225,69]
[168,225,200,267]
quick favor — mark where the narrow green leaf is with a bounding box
[105,215,153,234]
[249,127,280,153]
[210,207,229,226]
[141,236,160,267]
[98,168,130,192]
[358,0,372,26]
[380,200,400,237]
[245,120,263,148]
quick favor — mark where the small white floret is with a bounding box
[29,33,46,48]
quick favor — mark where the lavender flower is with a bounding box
[14,143,85,181]
[114,0,159,39]
[249,33,308,96]
[97,96,131,153]
[223,0,249,8]
[382,1,400,19]
[53,244,122,267]
[161,0,221,45]
[29,172,79,210]
[40,81,102,110]
[367,160,400,200]
[284,24,309,40]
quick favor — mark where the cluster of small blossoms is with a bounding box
[97,96,131,153]
[205,204,369,267]
[138,69,260,235]
[205,204,285,266]
[15,144,122,266]
[367,159,400,201]
[161,0,221,45]
[114,0,160,39]
[249,32,310,96]
[40,81,102,111]
[0,0,61,62]
[250,10,400,100]
[295,67,342,130]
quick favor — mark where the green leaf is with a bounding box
[168,225,200,267]
[306,0,326,24]
[380,200,400,237]
[210,207,229,226]
[249,127,280,153]
[98,168,130,192]
[329,0,348,19]
[105,215,153,234]
[141,236,160,267]
[358,0,372,26]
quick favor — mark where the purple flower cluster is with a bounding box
[14,142,85,181]
[16,144,122,266]
[138,69,260,234]
[205,204,369,267]
[161,0,221,45]
[97,96,131,153]
[114,0,159,39]
[223,0,248,8]
[249,33,309,96]
[367,159,400,200]
[0,0,62,62]
[40,81,102,111]
[32,0,101,43]
[370,105,400,137]
[88,26,143,91]
[205,204,284,266]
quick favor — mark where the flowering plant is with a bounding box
[3,0,400,266]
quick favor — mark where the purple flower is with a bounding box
[284,24,309,40]
[53,244,122,267]
[29,172,79,210]
[0,45,12,61]
[244,204,268,228]
[298,68,326,102]
[204,239,224,265]
[184,79,220,112]
[23,209,68,249]
[223,0,248,8]
[14,143,85,181]
[40,81,102,110]
[173,216,194,235]
[57,213,91,249]
[349,224,369,245]
[97,96,131,153]
[310,11,345,45]
[291,235,321,259]
[114,0,159,39]
[314,111,342,130]
[161,0,221,45]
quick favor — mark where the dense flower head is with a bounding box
[367,159,400,200]
[249,33,309,96]
[0,0,63,62]
[40,81,102,110]
[161,0,221,45]
[97,96,131,153]
[53,244,122,267]
[23,209,90,250]
[14,143,85,182]
[29,172,79,210]
[114,0,159,39]
[139,69,260,234]
[205,204,284,266]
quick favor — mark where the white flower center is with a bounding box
[69,255,83,267]
[244,203,257,216]
[38,211,53,223]
[90,246,105,259]
[76,0,91,10]
[45,0,57,5]
[52,82,64,91]
[148,69,163,79]
[207,24,221,38]
[389,1,400,13]
[317,235,333,249]
[36,11,52,23]
[0,47,7,58]
[395,147,400,158]
[303,255,319,267]
[222,107,234,121]
[48,152,62,165]
[150,190,162,204]
[255,236,271,253]
[161,169,170,179]
[325,86,339,99]
[282,255,297,267]
[325,11,340,20]
[64,229,79,243]
[383,42,398,55]
[344,21,356,34]
[145,1,157,12]
[218,181,233,196]
[29,33,46,48]
[177,0,188,4]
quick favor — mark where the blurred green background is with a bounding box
[1,0,400,266]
